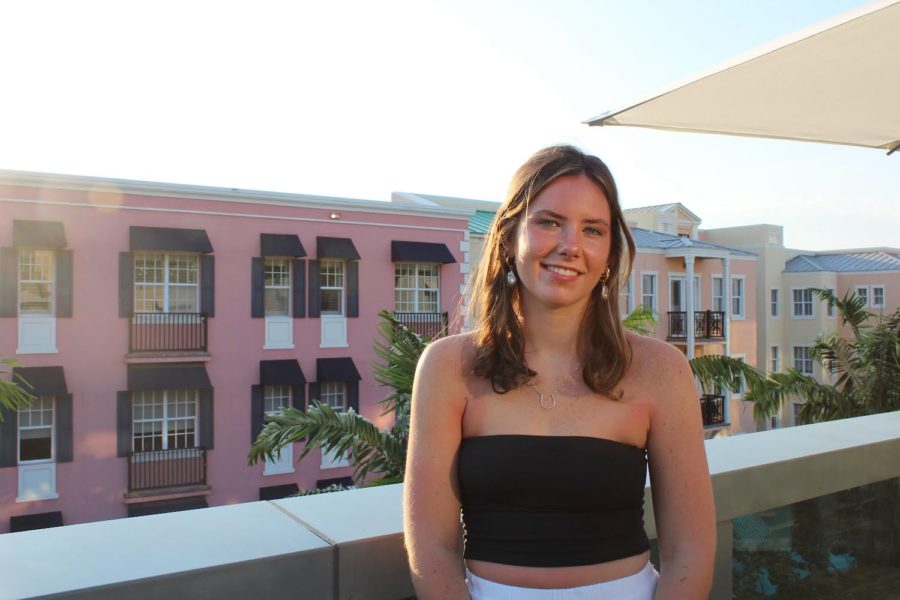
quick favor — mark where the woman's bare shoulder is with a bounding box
[624,332,693,396]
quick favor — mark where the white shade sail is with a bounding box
[586,0,900,154]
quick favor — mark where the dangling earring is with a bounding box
[506,269,517,286]
[598,267,611,301]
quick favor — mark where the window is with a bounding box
[18,250,55,314]
[264,258,291,316]
[641,273,657,311]
[18,397,54,462]
[132,389,198,452]
[792,288,814,318]
[134,253,199,313]
[319,260,344,316]
[855,286,869,307]
[793,346,814,375]
[264,385,290,416]
[771,346,780,373]
[731,277,745,318]
[622,273,634,314]
[712,276,724,312]
[826,288,836,318]
[770,288,780,318]
[319,382,347,411]
[871,286,885,308]
[394,263,439,313]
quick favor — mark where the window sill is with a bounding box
[319,343,349,349]
[263,344,295,350]
[263,467,296,476]
[16,347,58,355]
[16,493,59,503]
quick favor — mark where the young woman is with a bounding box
[404,146,715,599]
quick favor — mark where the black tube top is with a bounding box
[458,435,650,567]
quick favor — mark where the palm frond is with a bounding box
[689,354,765,395]
[622,304,657,336]
[0,359,36,420]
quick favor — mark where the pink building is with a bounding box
[0,171,470,533]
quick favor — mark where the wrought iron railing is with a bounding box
[668,310,725,339]
[700,393,725,426]
[393,312,448,339]
[127,447,207,492]
[129,312,208,352]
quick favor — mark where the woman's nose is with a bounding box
[557,228,581,257]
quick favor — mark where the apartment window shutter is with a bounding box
[347,381,360,413]
[292,259,306,318]
[308,382,320,409]
[56,393,73,463]
[118,252,134,317]
[200,255,215,317]
[55,250,73,318]
[250,385,264,444]
[251,257,264,318]
[116,391,132,457]
[199,389,214,449]
[0,406,17,467]
[308,260,320,318]
[0,247,17,317]
[291,384,305,410]
[347,260,359,318]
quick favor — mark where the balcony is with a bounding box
[3,412,899,599]
[393,311,448,339]
[701,393,726,426]
[668,310,725,341]
[126,447,207,494]
[129,312,208,353]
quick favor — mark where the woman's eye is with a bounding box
[585,227,604,236]
[537,218,560,228]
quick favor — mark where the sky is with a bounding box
[1,0,897,251]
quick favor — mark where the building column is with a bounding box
[685,255,696,359]
[722,256,732,425]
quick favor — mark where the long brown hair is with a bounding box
[468,145,636,396]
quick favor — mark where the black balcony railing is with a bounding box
[700,394,725,426]
[667,310,725,340]
[130,312,208,353]
[393,312,448,339]
[127,447,207,493]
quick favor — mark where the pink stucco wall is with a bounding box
[0,178,468,531]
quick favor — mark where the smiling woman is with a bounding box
[403,145,716,599]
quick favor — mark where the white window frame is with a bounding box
[319,260,345,317]
[134,253,200,313]
[731,354,747,396]
[319,381,348,411]
[770,345,780,374]
[871,285,885,309]
[855,285,869,307]
[711,275,724,313]
[262,385,294,474]
[264,257,291,317]
[394,263,440,313]
[791,288,814,319]
[770,288,780,318]
[793,346,814,375]
[622,272,635,314]
[731,275,745,320]
[826,288,836,318]
[18,396,55,464]
[640,272,658,313]
[132,389,199,452]
[18,249,55,316]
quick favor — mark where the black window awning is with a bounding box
[261,233,306,257]
[127,363,212,391]
[13,220,67,249]
[13,366,68,397]
[391,241,456,264]
[259,483,300,501]
[316,357,362,382]
[10,511,64,532]
[130,226,213,253]
[127,496,208,517]
[316,237,360,260]
[260,360,306,386]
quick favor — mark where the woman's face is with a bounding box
[509,173,612,313]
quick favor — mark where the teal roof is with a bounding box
[469,210,496,235]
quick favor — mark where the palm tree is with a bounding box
[248,310,423,485]
[0,359,35,421]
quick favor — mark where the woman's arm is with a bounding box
[643,341,716,599]
[403,336,470,599]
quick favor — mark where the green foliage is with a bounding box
[248,310,427,485]
[622,303,656,336]
[0,359,35,421]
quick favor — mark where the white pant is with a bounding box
[466,561,659,600]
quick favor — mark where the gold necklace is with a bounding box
[527,365,582,410]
